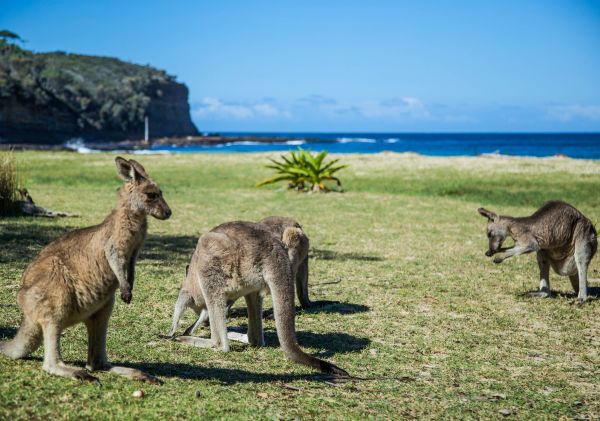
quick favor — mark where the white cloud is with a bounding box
[294,96,431,120]
[546,104,600,122]
[194,95,434,122]
[359,97,431,119]
[193,97,290,119]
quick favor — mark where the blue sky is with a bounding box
[2,0,600,132]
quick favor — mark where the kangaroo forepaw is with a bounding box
[120,289,132,304]
[158,334,176,340]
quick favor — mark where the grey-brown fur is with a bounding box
[165,216,311,338]
[169,220,348,376]
[478,200,597,303]
[0,157,171,384]
[17,188,78,218]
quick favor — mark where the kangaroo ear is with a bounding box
[478,207,498,221]
[129,159,149,180]
[115,157,134,181]
[115,157,148,182]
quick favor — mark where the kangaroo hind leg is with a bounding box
[86,299,162,384]
[41,321,99,383]
[574,238,595,303]
[245,292,264,347]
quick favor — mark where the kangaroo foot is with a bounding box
[527,290,552,298]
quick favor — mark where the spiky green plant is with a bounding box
[0,150,24,215]
[256,148,347,192]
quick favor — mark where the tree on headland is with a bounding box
[0,30,24,44]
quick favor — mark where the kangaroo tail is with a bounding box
[0,316,42,359]
[269,269,348,377]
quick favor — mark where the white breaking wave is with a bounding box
[480,150,503,157]
[219,139,306,147]
[337,137,377,143]
[64,139,97,154]
[384,138,400,144]
[228,141,263,146]
[131,149,172,155]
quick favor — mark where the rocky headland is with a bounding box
[0,40,198,144]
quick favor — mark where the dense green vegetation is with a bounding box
[0,39,197,142]
[257,149,348,192]
[0,40,173,132]
[1,152,599,419]
[0,151,23,215]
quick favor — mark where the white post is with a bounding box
[144,116,149,143]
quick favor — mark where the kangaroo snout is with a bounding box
[153,205,172,220]
[485,249,494,257]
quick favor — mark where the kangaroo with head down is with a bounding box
[0,157,171,383]
[165,216,311,338]
[478,200,597,303]
[168,220,348,376]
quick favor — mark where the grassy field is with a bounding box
[1,151,600,420]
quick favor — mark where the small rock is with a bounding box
[132,390,145,398]
[369,348,378,356]
[195,390,202,399]
[257,392,268,398]
[499,409,511,416]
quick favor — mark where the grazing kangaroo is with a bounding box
[0,157,171,383]
[170,221,348,376]
[165,216,311,338]
[478,201,597,303]
[260,216,312,308]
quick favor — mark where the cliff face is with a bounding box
[0,41,198,143]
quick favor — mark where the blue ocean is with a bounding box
[147,133,600,159]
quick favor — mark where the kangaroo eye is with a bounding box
[147,192,159,200]
[487,232,492,238]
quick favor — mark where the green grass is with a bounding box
[1,151,600,420]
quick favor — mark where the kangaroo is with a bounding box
[0,157,171,383]
[17,188,78,218]
[165,216,311,338]
[478,201,597,303]
[260,216,312,308]
[170,221,348,376]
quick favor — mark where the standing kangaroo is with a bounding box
[0,157,171,383]
[478,201,597,303]
[165,216,311,338]
[170,221,348,376]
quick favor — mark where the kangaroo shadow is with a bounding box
[0,223,74,264]
[228,301,370,319]
[518,286,600,302]
[141,234,197,262]
[0,326,17,340]
[111,361,336,384]
[310,248,383,262]
[221,326,370,357]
